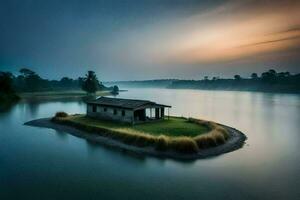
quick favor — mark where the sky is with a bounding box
[0,0,299,81]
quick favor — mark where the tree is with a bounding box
[261,69,277,83]
[19,68,35,77]
[0,71,20,104]
[268,69,277,75]
[19,68,42,91]
[251,73,258,79]
[234,75,242,80]
[77,77,84,88]
[81,71,100,94]
[111,85,119,95]
[284,72,290,77]
[60,77,73,88]
[0,72,14,93]
[278,72,290,78]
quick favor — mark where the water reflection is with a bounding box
[84,138,198,164]
[85,138,152,165]
[1,88,300,200]
[54,130,68,140]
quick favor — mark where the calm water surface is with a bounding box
[1,88,300,200]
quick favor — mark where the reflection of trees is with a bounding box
[27,102,39,117]
[232,92,241,121]
[0,71,20,111]
[0,101,17,113]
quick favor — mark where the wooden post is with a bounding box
[155,108,159,119]
[143,109,146,121]
[132,111,135,126]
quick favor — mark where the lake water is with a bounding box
[1,88,300,200]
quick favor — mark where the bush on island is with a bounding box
[169,137,199,153]
[54,112,68,118]
[155,135,168,151]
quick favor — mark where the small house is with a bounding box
[86,97,171,124]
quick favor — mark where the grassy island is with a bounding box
[51,113,230,154]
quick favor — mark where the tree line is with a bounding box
[107,69,299,93]
[0,71,20,105]
[0,68,119,97]
[169,69,300,93]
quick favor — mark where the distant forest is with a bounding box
[0,68,119,108]
[2,68,299,95]
[108,69,300,94]
[1,68,111,92]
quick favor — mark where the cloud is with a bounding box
[1,0,299,79]
[110,0,300,66]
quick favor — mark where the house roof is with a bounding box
[87,97,171,110]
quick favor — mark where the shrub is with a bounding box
[205,136,218,147]
[132,134,154,147]
[214,133,226,144]
[54,112,68,118]
[194,136,208,149]
[155,135,168,151]
[169,137,199,154]
[194,123,229,149]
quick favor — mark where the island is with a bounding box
[25,97,247,160]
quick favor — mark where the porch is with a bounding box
[133,106,170,124]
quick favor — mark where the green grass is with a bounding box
[52,114,230,154]
[67,115,132,129]
[133,117,209,137]
[62,115,209,137]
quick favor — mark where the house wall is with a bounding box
[87,104,134,123]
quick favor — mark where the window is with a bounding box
[122,110,125,116]
[92,105,97,112]
[104,107,107,112]
[113,109,117,115]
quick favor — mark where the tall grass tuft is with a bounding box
[194,125,228,149]
[155,135,168,151]
[169,137,199,153]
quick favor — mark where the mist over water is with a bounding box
[1,88,300,199]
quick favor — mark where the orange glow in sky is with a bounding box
[117,0,300,66]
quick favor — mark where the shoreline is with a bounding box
[19,90,113,101]
[24,118,247,160]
